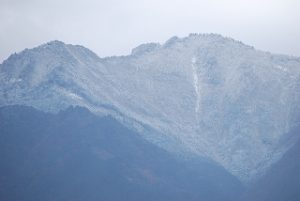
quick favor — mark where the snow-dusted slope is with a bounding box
[1,34,300,182]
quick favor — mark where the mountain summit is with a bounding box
[1,34,300,182]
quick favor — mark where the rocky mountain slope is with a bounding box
[0,105,243,201]
[241,125,300,201]
[1,34,300,181]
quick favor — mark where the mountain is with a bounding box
[0,105,243,201]
[1,34,300,182]
[241,126,300,201]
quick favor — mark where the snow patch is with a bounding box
[192,57,201,114]
[275,65,288,72]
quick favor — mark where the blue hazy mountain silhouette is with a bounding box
[0,105,243,201]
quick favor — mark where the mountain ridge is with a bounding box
[1,33,300,182]
[6,33,296,63]
[0,105,243,201]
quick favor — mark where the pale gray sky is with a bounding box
[1,0,300,62]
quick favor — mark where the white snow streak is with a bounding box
[275,65,288,72]
[192,57,201,113]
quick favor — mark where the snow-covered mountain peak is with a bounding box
[1,34,300,182]
[45,40,65,45]
[160,33,253,52]
[0,40,101,84]
[131,43,161,56]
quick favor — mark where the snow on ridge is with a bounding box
[131,43,161,56]
[1,34,300,183]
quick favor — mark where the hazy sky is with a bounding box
[1,0,300,62]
